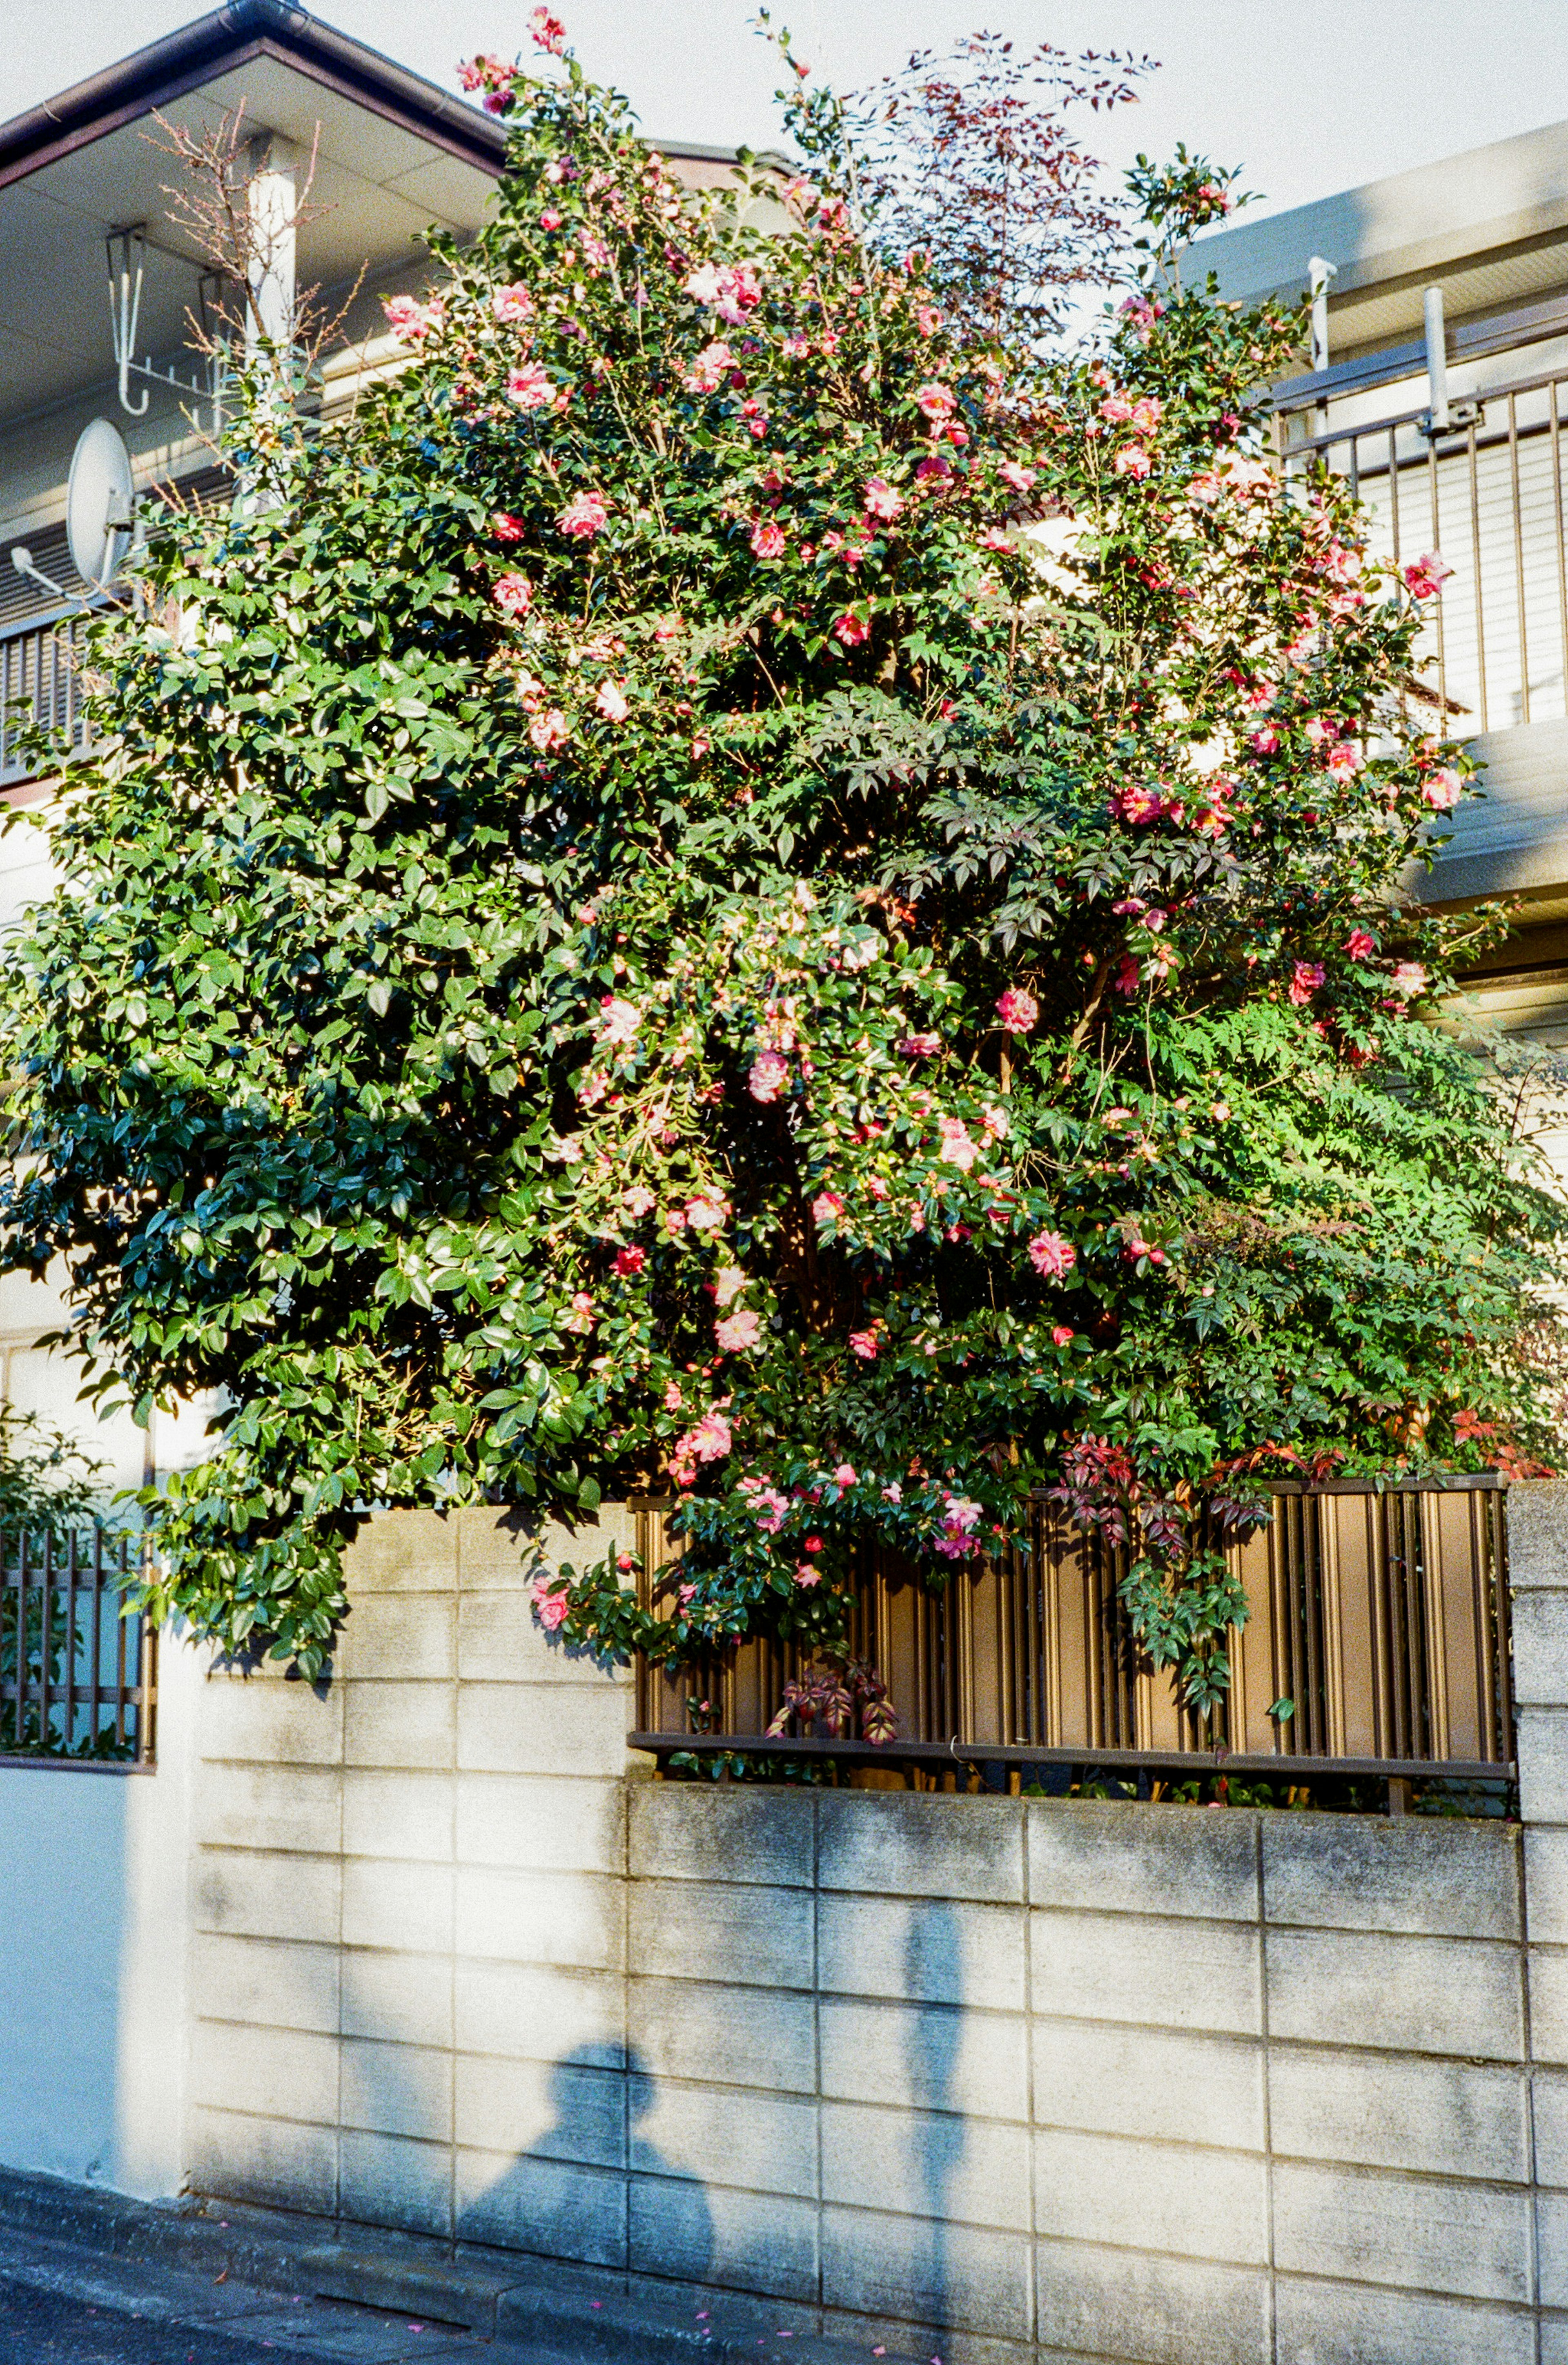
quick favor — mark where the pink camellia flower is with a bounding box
[663,1380,684,1410]
[623,1183,656,1218]
[493,513,527,543]
[558,489,608,539]
[899,1032,941,1058]
[595,679,630,722]
[664,1205,687,1235]
[1390,961,1428,999]
[595,996,641,1046]
[863,477,904,522]
[492,283,534,323]
[713,1265,747,1307]
[686,1195,727,1232]
[1289,961,1326,1005]
[833,612,870,648]
[1129,396,1163,433]
[682,339,737,394]
[996,986,1039,1033]
[978,526,1013,552]
[1113,445,1151,479]
[811,1190,845,1227]
[1423,767,1462,809]
[1345,928,1377,960]
[1250,727,1281,755]
[1051,1326,1074,1346]
[561,1289,596,1334]
[532,1572,570,1630]
[915,305,942,335]
[937,1116,977,1171]
[934,1494,983,1559]
[529,709,571,751]
[1028,1231,1076,1280]
[1098,393,1133,423]
[794,1564,822,1588]
[849,1328,880,1361]
[915,455,953,485]
[750,520,787,561]
[915,382,956,424]
[833,1463,858,1487]
[715,1308,762,1353]
[1325,742,1363,783]
[742,1480,790,1533]
[539,207,564,231]
[1403,550,1454,601]
[998,459,1037,493]
[508,363,555,410]
[613,1245,646,1278]
[672,1411,733,1483]
[493,572,533,618]
[527,5,567,51]
[382,294,444,343]
[749,1050,790,1102]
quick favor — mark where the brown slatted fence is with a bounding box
[631,1479,1510,1782]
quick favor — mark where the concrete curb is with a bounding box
[0,2169,907,2365]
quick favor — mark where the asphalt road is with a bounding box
[0,2270,316,2360]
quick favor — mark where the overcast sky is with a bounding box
[9,0,1568,227]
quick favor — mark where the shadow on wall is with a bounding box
[466,2042,713,2283]
[904,1905,963,2343]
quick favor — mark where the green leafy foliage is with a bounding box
[0,20,1561,1692]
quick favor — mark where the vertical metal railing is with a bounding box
[0,611,92,785]
[632,1481,1512,1773]
[0,1527,154,1762]
[1281,365,1568,738]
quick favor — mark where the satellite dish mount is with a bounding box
[67,418,136,591]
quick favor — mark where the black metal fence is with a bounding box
[0,1529,155,1764]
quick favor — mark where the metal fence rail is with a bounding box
[1282,366,1568,737]
[0,611,91,786]
[630,1480,1511,1783]
[0,1528,155,1764]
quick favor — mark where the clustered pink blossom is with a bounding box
[937,1116,976,1171]
[715,1308,761,1353]
[833,612,870,648]
[383,294,444,343]
[686,1194,728,1232]
[1345,928,1377,960]
[748,1050,790,1102]
[557,489,608,539]
[492,283,534,324]
[529,709,570,752]
[527,7,567,53]
[531,1571,569,1630]
[684,261,762,325]
[1423,767,1462,810]
[713,1265,747,1307]
[613,1245,646,1277]
[458,52,518,111]
[493,572,532,618]
[507,362,555,410]
[933,1494,982,1559]
[740,1477,790,1532]
[561,1289,596,1334]
[848,1326,881,1361]
[670,1410,733,1487]
[750,520,786,560]
[1028,1231,1076,1280]
[1390,962,1428,1000]
[493,512,526,543]
[1289,961,1326,1006]
[862,477,904,522]
[915,383,956,424]
[623,1184,657,1218]
[595,679,630,722]
[899,1031,940,1058]
[811,1190,845,1227]
[595,996,641,1046]
[995,987,1038,1033]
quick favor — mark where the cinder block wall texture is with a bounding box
[182,1488,1568,2365]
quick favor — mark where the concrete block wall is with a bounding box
[169,1491,1568,2365]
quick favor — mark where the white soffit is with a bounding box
[0,52,497,427]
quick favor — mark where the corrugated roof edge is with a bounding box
[0,0,772,192]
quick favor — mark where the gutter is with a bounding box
[0,0,766,195]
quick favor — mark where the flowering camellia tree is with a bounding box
[1,13,1562,1696]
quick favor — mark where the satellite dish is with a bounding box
[67,418,135,590]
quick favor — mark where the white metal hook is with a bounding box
[107,227,150,419]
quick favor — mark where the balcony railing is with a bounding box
[0,1527,155,1764]
[0,609,92,788]
[1281,362,1568,738]
[630,1479,1512,1802]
